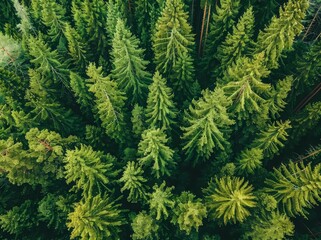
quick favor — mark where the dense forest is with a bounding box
[0,0,321,239]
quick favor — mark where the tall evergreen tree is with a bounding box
[182,88,234,163]
[111,19,151,104]
[145,71,177,130]
[152,0,194,88]
[204,176,256,224]
[86,63,127,142]
[265,162,321,217]
[138,128,175,178]
[255,0,309,69]
[67,194,125,240]
[131,211,159,240]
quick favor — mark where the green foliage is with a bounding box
[236,148,263,175]
[153,0,194,82]
[204,176,256,224]
[64,145,117,197]
[182,88,234,163]
[0,200,37,235]
[131,104,145,138]
[145,71,177,130]
[131,211,159,240]
[111,19,151,103]
[119,161,149,203]
[255,0,310,69]
[67,194,125,240]
[251,120,291,158]
[216,6,254,75]
[0,33,21,67]
[172,192,207,234]
[86,63,127,142]
[201,0,240,75]
[138,128,175,178]
[245,211,294,240]
[149,181,175,220]
[265,162,321,218]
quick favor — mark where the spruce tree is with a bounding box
[64,145,117,197]
[255,0,309,69]
[236,148,263,175]
[182,88,234,163]
[111,19,151,104]
[152,0,194,85]
[138,128,175,178]
[86,63,127,142]
[119,161,149,203]
[171,192,207,234]
[216,6,254,76]
[149,181,175,220]
[251,120,291,159]
[131,211,159,240]
[67,194,125,240]
[200,0,240,76]
[265,162,321,217]
[145,71,177,130]
[131,104,145,138]
[204,176,256,224]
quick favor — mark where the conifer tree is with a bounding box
[131,211,159,240]
[111,19,151,103]
[182,88,234,163]
[64,145,117,197]
[255,0,309,69]
[106,0,126,43]
[119,161,149,203]
[251,120,291,159]
[265,162,321,217]
[267,76,293,119]
[149,181,175,220]
[145,71,177,130]
[216,6,254,75]
[64,23,88,70]
[221,53,271,120]
[153,0,194,83]
[0,33,21,68]
[86,63,127,142]
[171,192,207,234]
[204,176,256,225]
[200,0,240,75]
[38,0,66,43]
[245,211,294,240]
[236,148,263,175]
[67,194,125,240]
[138,128,175,178]
[131,104,145,138]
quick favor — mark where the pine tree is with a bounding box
[131,211,159,240]
[251,120,291,159]
[245,211,295,240]
[86,63,127,142]
[265,162,321,217]
[171,192,207,234]
[138,128,175,178]
[145,71,177,130]
[149,181,175,220]
[200,0,240,76]
[64,145,117,197]
[119,161,149,203]
[181,88,234,163]
[67,194,125,240]
[255,0,309,69]
[236,148,263,175]
[111,19,151,103]
[153,0,194,82]
[216,6,254,76]
[204,176,256,224]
